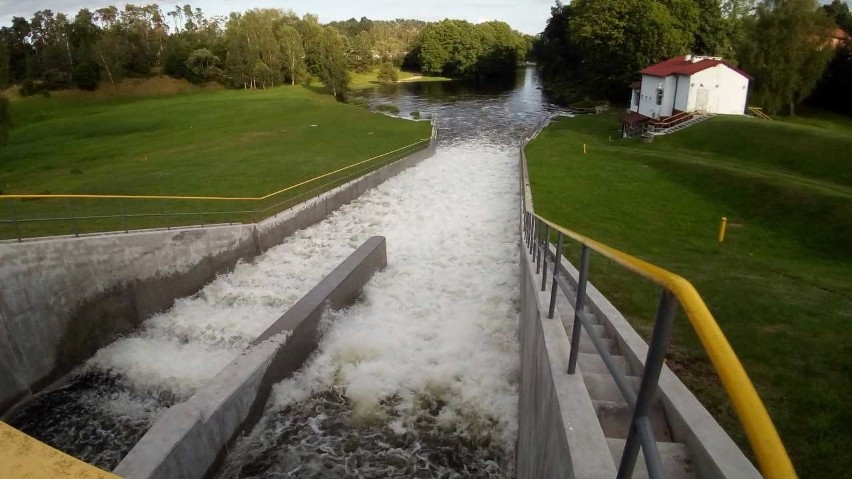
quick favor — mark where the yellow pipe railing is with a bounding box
[528,210,797,479]
[0,139,430,202]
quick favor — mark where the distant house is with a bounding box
[622,55,753,136]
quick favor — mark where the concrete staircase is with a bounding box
[535,261,696,478]
[649,114,710,136]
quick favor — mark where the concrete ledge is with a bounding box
[0,421,120,478]
[114,236,388,479]
[0,131,435,416]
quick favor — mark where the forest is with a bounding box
[0,5,531,99]
[535,0,852,116]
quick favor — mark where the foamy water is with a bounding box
[13,142,521,474]
[217,143,521,477]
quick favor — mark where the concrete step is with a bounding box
[592,399,673,442]
[583,372,641,403]
[578,330,618,355]
[607,438,696,479]
[577,352,632,376]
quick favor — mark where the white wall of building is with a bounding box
[687,65,749,115]
[634,63,750,119]
[638,75,678,119]
[674,75,691,111]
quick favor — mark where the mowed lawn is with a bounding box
[0,84,430,237]
[525,114,852,478]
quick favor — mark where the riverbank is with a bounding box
[0,83,430,238]
[524,113,852,478]
[349,68,452,90]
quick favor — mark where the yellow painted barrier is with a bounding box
[718,216,728,243]
[0,139,429,202]
[0,421,120,478]
[531,212,797,479]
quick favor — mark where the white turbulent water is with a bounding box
[85,142,521,454]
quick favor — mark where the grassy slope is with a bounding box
[525,114,851,478]
[0,83,429,237]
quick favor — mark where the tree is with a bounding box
[569,0,694,98]
[278,25,305,85]
[315,27,349,97]
[93,29,127,84]
[738,0,835,115]
[253,60,273,88]
[823,0,852,33]
[0,94,9,145]
[187,48,220,79]
[377,61,398,83]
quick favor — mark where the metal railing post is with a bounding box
[122,200,129,233]
[540,224,550,291]
[567,244,590,374]
[65,198,79,237]
[616,289,678,479]
[7,200,22,242]
[535,220,543,274]
[548,232,563,319]
[527,216,538,261]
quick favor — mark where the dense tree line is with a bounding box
[0,5,529,101]
[535,0,849,115]
[406,20,530,78]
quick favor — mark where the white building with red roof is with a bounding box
[628,55,753,121]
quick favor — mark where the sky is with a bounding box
[0,0,556,35]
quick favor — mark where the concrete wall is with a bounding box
[114,236,387,479]
[0,135,435,416]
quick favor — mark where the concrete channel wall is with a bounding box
[0,133,435,416]
[114,236,387,479]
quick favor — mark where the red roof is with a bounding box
[639,56,753,80]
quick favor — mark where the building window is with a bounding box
[656,87,663,105]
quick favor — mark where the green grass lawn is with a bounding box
[525,113,852,478]
[0,84,430,238]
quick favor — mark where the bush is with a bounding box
[41,69,72,90]
[347,96,369,107]
[19,79,48,97]
[74,60,101,91]
[376,103,400,114]
[377,62,399,84]
[410,111,421,119]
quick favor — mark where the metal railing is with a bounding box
[520,139,796,478]
[0,122,436,242]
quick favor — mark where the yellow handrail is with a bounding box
[0,139,429,202]
[528,210,797,479]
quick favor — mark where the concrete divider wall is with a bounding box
[0,134,435,416]
[114,236,388,479]
[516,245,575,479]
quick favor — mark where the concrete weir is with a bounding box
[113,236,387,479]
[0,136,435,416]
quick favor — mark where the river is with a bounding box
[8,66,561,477]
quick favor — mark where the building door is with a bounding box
[696,89,709,112]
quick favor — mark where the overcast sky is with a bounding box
[0,0,556,35]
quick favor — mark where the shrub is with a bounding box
[410,111,421,119]
[348,96,369,107]
[74,60,101,91]
[377,62,399,84]
[376,103,400,114]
